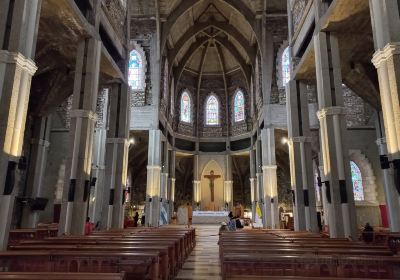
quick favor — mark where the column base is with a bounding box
[0,195,15,250]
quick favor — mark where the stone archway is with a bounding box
[349,149,378,205]
[200,160,225,211]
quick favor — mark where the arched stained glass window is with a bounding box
[180,91,191,123]
[128,50,143,90]
[206,95,219,125]
[282,47,290,86]
[350,161,364,201]
[234,90,245,122]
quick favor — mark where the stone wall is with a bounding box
[343,85,374,127]
[290,0,311,35]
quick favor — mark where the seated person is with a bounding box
[235,218,244,229]
[227,211,236,231]
[362,222,374,243]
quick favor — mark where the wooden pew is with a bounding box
[0,272,125,280]
[9,244,171,280]
[0,251,159,280]
[221,253,400,279]
[219,230,400,279]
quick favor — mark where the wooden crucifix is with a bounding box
[204,170,221,202]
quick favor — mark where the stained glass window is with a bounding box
[234,90,245,122]
[206,95,219,125]
[180,91,191,123]
[282,47,290,86]
[350,161,364,201]
[128,50,143,90]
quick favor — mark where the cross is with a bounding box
[204,170,221,202]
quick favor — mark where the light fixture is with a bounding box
[129,138,135,145]
[281,137,288,145]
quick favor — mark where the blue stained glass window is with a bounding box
[180,91,191,123]
[350,161,364,201]
[282,47,290,85]
[128,50,143,90]
[234,90,245,122]
[206,95,219,125]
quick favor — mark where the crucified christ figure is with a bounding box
[204,170,221,202]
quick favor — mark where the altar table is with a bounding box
[192,211,229,224]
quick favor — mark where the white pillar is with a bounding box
[224,154,233,210]
[286,80,318,232]
[314,32,357,239]
[145,130,162,227]
[193,154,201,209]
[89,89,109,224]
[101,82,130,230]
[376,138,400,231]
[249,145,257,220]
[261,128,279,229]
[21,116,52,228]
[58,38,102,236]
[0,0,41,249]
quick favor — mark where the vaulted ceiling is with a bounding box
[160,0,286,85]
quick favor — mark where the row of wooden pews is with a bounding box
[1,226,195,280]
[8,223,58,245]
[219,230,400,279]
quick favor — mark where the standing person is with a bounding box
[187,202,193,228]
[234,202,243,218]
[227,211,236,231]
[133,212,139,227]
[85,217,93,235]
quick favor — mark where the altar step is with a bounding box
[176,225,222,280]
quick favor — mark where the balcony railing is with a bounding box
[291,0,312,35]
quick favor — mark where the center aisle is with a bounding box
[176,225,222,280]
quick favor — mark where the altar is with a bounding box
[192,211,229,224]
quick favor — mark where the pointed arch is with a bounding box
[206,95,219,126]
[233,89,245,122]
[180,90,191,123]
[350,161,364,201]
[281,46,290,86]
[128,49,145,91]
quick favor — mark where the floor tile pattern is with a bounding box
[176,225,221,280]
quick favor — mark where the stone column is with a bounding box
[193,154,201,209]
[255,137,263,226]
[318,156,330,227]
[286,80,319,232]
[145,129,162,227]
[370,2,400,229]
[89,89,109,223]
[376,138,400,231]
[58,38,102,236]
[101,82,130,229]
[224,154,233,210]
[160,139,169,225]
[261,128,279,229]
[249,144,257,221]
[0,0,41,249]
[314,32,357,238]
[21,116,52,228]
[168,149,176,221]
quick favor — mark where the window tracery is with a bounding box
[180,91,191,123]
[234,90,245,122]
[128,50,144,91]
[206,95,219,125]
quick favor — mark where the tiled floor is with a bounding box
[176,225,222,280]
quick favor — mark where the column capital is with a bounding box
[224,180,233,184]
[147,165,162,171]
[31,139,50,147]
[70,109,97,120]
[262,165,277,171]
[317,106,346,120]
[106,138,128,145]
[289,136,312,143]
[249,177,256,182]
[193,180,201,184]
[169,178,176,182]
[372,43,400,68]
[376,137,387,146]
[0,50,37,75]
